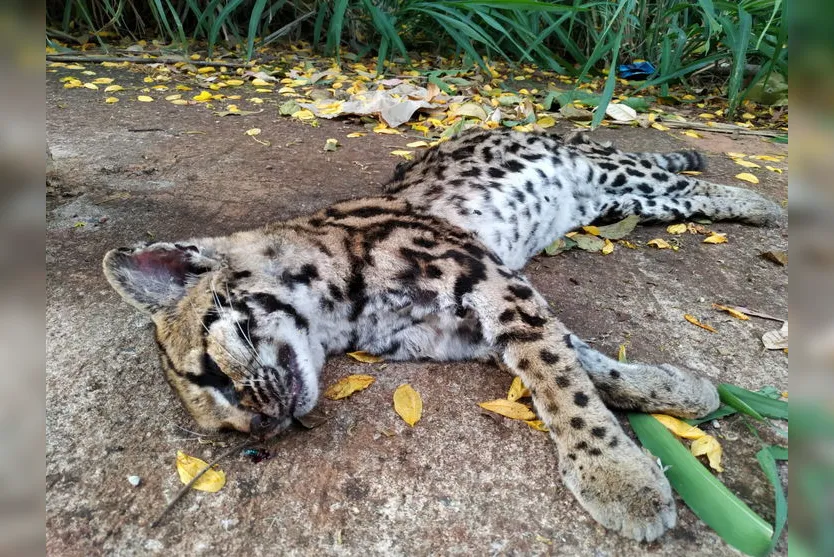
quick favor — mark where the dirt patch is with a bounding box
[47,69,788,556]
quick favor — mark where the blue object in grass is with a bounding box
[617,61,657,80]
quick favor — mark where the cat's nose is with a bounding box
[249,413,280,439]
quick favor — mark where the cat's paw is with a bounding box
[562,447,676,541]
[561,440,676,542]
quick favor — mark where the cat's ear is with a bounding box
[103,241,220,314]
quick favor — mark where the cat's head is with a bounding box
[103,241,318,438]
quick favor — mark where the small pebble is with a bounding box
[127,475,141,487]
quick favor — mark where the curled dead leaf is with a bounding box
[684,314,717,333]
[507,376,531,402]
[666,223,688,235]
[525,420,549,432]
[712,304,750,320]
[647,238,672,249]
[690,435,724,472]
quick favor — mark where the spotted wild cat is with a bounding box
[103,129,780,542]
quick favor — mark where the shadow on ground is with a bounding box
[47,70,788,556]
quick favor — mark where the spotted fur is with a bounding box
[103,129,779,542]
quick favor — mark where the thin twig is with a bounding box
[150,438,252,528]
[46,54,255,68]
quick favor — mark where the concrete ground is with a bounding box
[46,68,788,556]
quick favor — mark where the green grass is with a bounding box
[47,0,787,117]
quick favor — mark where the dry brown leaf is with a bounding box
[762,321,788,350]
[478,399,537,421]
[507,376,531,402]
[761,250,788,266]
[324,374,375,400]
[684,314,717,333]
[347,351,383,363]
[393,384,423,426]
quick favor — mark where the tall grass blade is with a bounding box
[629,413,773,557]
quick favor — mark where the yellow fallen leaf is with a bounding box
[651,123,670,131]
[252,78,271,86]
[92,77,114,85]
[346,351,383,363]
[537,116,556,128]
[684,314,717,333]
[176,85,193,91]
[137,95,153,102]
[292,109,315,121]
[741,112,757,120]
[652,414,707,439]
[225,79,244,86]
[83,83,99,90]
[175,451,226,492]
[618,344,627,362]
[324,138,339,152]
[703,233,728,244]
[601,238,614,255]
[507,376,530,402]
[250,97,263,104]
[170,99,189,105]
[582,225,601,236]
[104,97,119,104]
[197,66,216,74]
[698,113,715,120]
[478,399,537,421]
[726,152,747,159]
[165,94,182,101]
[346,132,366,138]
[193,90,213,102]
[324,374,375,400]
[255,88,273,93]
[735,172,759,184]
[765,166,783,174]
[619,240,638,249]
[393,384,423,426]
[406,141,430,148]
[682,130,702,139]
[666,223,687,234]
[733,159,761,168]
[103,85,124,93]
[749,155,784,162]
[690,435,724,472]
[712,303,750,320]
[647,238,672,249]
[374,127,403,135]
[390,150,414,160]
[525,420,549,432]
[245,128,261,136]
[679,170,702,175]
